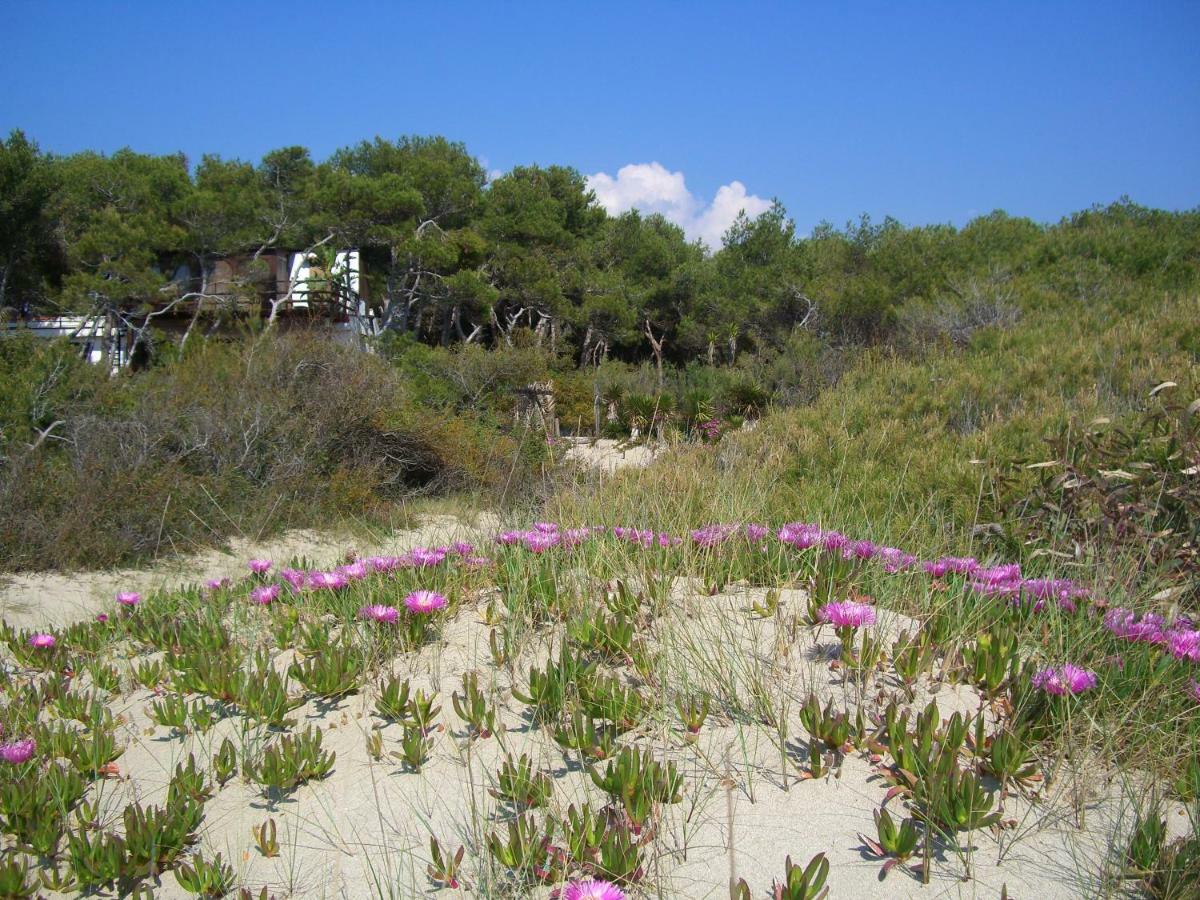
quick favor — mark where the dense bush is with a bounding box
[0,332,541,570]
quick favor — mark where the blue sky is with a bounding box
[3,1,1197,243]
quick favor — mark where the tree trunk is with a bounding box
[644,319,665,390]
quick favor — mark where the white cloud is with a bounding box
[586,161,771,251]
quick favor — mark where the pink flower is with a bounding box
[250,584,281,605]
[359,604,399,624]
[844,540,878,560]
[95,613,109,624]
[406,547,447,567]
[0,739,35,765]
[1166,628,1200,663]
[563,880,626,900]
[116,591,141,607]
[248,559,273,575]
[28,633,55,649]
[203,577,230,592]
[404,590,447,614]
[1032,664,1097,696]
[338,561,368,581]
[451,541,475,556]
[745,524,769,542]
[877,547,917,572]
[522,531,559,552]
[818,601,876,629]
[308,571,349,590]
[280,568,307,590]
[1104,608,1165,643]
[777,522,822,549]
[691,524,734,548]
[924,556,979,577]
[366,556,402,573]
[532,522,559,533]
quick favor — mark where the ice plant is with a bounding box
[819,601,876,629]
[563,879,627,900]
[248,559,273,575]
[116,591,141,607]
[0,739,35,764]
[405,590,448,614]
[28,633,55,649]
[250,585,281,605]
[819,600,876,666]
[203,577,230,592]
[778,522,822,550]
[407,547,447,567]
[360,604,399,624]
[522,530,559,552]
[1032,664,1097,696]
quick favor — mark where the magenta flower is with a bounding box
[248,559,273,575]
[532,522,559,534]
[116,591,141,607]
[280,568,307,590]
[1166,628,1200,663]
[203,577,230,592]
[96,613,109,624]
[777,522,822,549]
[28,633,55,649]
[745,524,769,542]
[308,571,349,590]
[406,547,447,567]
[877,547,917,572]
[1104,608,1166,643]
[818,601,876,629]
[522,530,559,552]
[338,561,368,580]
[842,539,877,560]
[451,541,475,556]
[560,527,590,549]
[562,880,627,900]
[924,556,979,577]
[691,524,735,548]
[250,584,281,605]
[360,604,399,624]
[405,590,448,614]
[0,739,35,765]
[1032,664,1097,696]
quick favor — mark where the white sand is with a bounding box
[37,581,1155,899]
